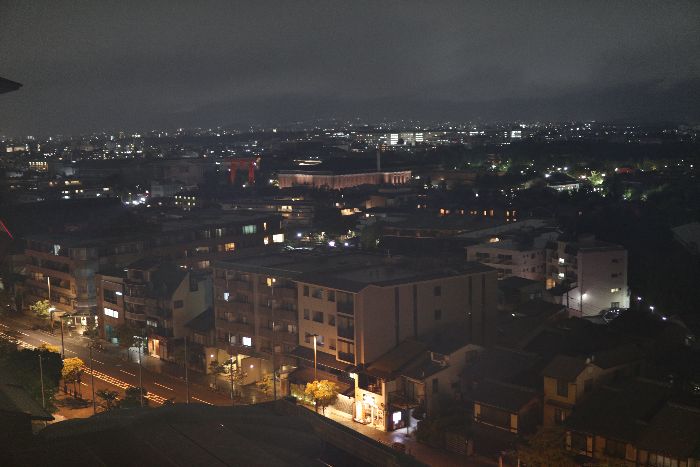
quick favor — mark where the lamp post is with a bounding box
[133,335,144,407]
[267,277,277,401]
[60,315,65,359]
[47,277,54,334]
[89,342,96,414]
[312,334,318,381]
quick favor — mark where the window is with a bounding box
[103,289,118,304]
[432,378,439,394]
[610,287,621,293]
[242,224,257,235]
[434,309,442,320]
[648,453,678,467]
[147,319,158,327]
[303,286,309,297]
[611,272,620,278]
[337,316,354,339]
[329,338,336,350]
[604,439,626,459]
[304,332,312,344]
[312,311,324,323]
[612,258,620,263]
[315,335,324,347]
[263,236,269,245]
[173,300,184,309]
[242,336,252,347]
[611,301,620,308]
[104,307,119,319]
[433,286,441,296]
[224,242,235,251]
[223,292,230,301]
[327,290,335,302]
[557,379,569,397]
[303,308,310,320]
[287,324,297,334]
[328,315,336,326]
[312,288,323,299]
[272,233,284,243]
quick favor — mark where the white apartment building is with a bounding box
[546,235,629,316]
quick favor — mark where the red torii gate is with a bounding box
[228,157,261,185]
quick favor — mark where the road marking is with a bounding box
[154,382,174,391]
[119,369,136,377]
[17,331,30,337]
[80,382,88,386]
[92,359,105,365]
[192,397,213,405]
[82,367,168,405]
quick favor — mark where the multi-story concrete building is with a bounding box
[545,235,629,316]
[23,211,282,326]
[212,252,381,385]
[96,259,211,360]
[466,230,559,280]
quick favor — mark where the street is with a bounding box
[0,314,254,410]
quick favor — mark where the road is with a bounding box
[0,314,242,409]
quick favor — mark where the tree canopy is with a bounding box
[304,380,339,414]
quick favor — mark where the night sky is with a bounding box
[1,0,699,136]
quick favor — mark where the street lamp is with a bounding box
[267,277,277,401]
[133,335,145,407]
[312,334,318,381]
[89,342,97,414]
[228,356,236,406]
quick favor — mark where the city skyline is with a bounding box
[1,0,699,136]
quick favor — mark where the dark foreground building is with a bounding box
[3,401,424,467]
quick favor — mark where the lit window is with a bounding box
[558,258,565,265]
[223,292,230,301]
[558,272,565,279]
[104,308,119,319]
[264,237,270,245]
[224,242,235,251]
[242,225,257,235]
[242,336,252,347]
[272,233,284,243]
[610,288,621,293]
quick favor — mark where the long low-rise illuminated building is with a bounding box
[278,169,411,190]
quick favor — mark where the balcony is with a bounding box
[124,310,146,322]
[337,326,354,340]
[389,391,425,410]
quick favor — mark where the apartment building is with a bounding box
[96,259,211,360]
[294,259,497,377]
[546,234,629,316]
[212,252,381,385]
[23,211,281,325]
[466,230,558,280]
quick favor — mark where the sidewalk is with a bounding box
[320,406,497,467]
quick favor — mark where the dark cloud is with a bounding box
[1,0,699,136]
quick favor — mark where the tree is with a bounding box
[120,386,148,408]
[115,323,143,348]
[30,299,52,319]
[304,380,339,414]
[96,389,119,411]
[256,373,273,395]
[39,343,61,354]
[61,357,85,399]
[518,426,576,467]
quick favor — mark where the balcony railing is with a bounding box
[337,301,354,315]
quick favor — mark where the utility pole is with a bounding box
[89,343,96,414]
[47,277,54,334]
[312,334,318,381]
[60,317,65,359]
[184,336,190,404]
[268,277,277,401]
[137,337,144,407]
[39,354,45,409]
[229,357,235,407]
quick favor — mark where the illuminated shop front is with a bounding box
[355,391,385,429]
